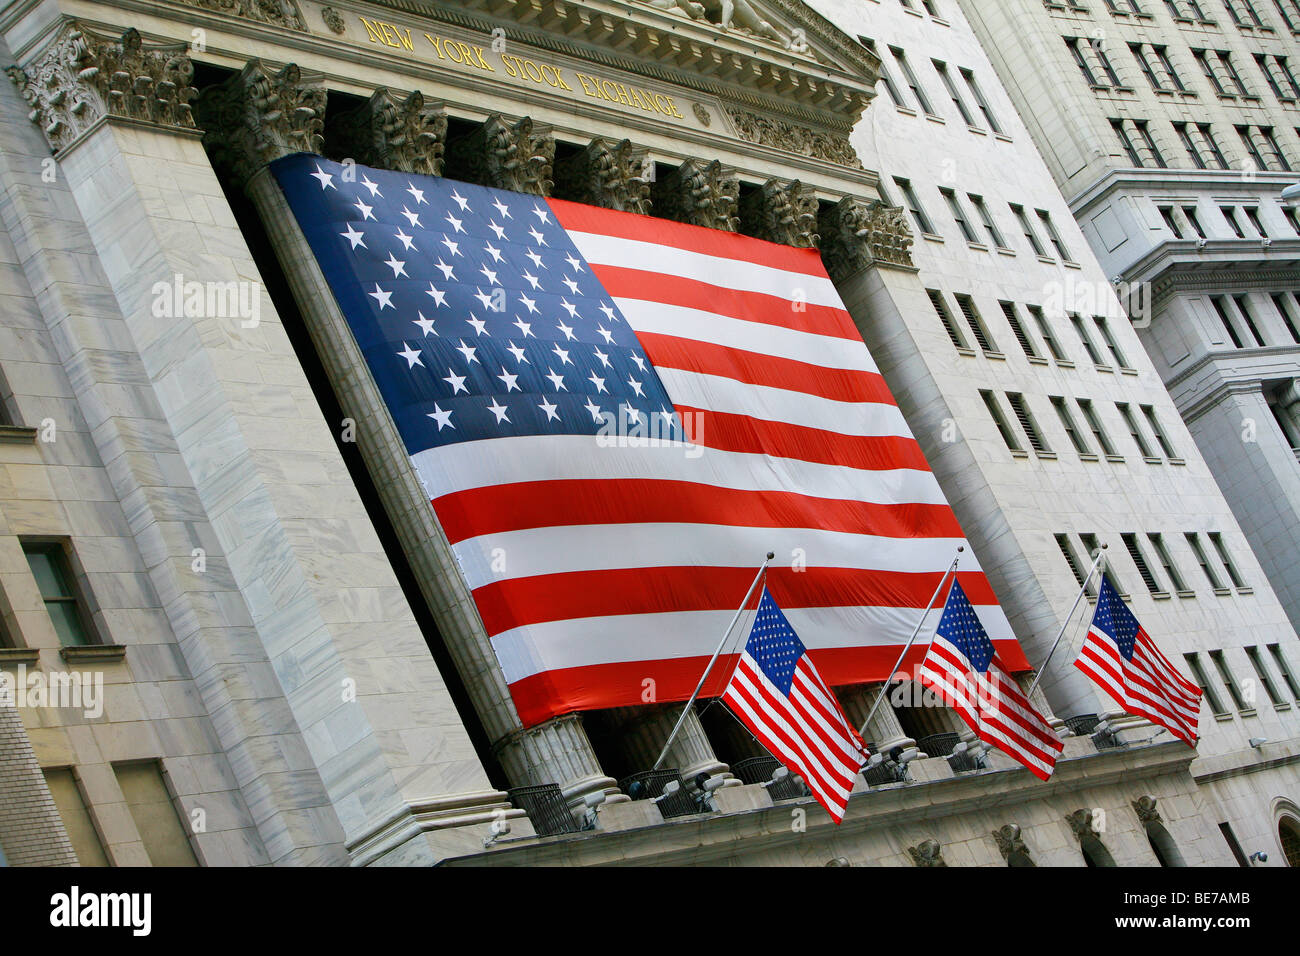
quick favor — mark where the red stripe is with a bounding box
[506,641,1033,727]
[639,332,889,404]
[549,197,834,278]
[598,265,861,341]
[433,478,964,544]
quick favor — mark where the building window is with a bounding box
[1067,37,1104,87]
[940,187,980,243]
[1001,302,1044,359]
[1154,46,1189,90]
[1185,652,1229,716]
[1130,43,1165,90]
[1051,396,1092,453]
[1244,646,1286,706]
[891,47,937,115]
[1094,40,1126,86]
[1193,49,1230,96]
[1219,206,1246,239]
[1028,306,1070,362]
[1056,533,1092,590]
[1267,643,1300,701]
[1117,402,1156,458]
[1186,532,1226,589]
[1077,398,1118,456]
[1080,533,1117,591]
[1122,533,1165,593]
[1273,0,1300,30]
[1071,313,1106,366]
[955,294,999,353]
[969,194,1010,249]
[1148,533,1188,592]
[1010,203,1048,256]
[1282,205,1300,236]
[1036,209,1075,260]
[1211,296,1246,347]
[927,289,971,350]
[934,59,977,126]
[894,177,936,235]
[960,68,1004,134]
[113,761,200,867]
[1233,295,1267,345]
[43,768,110,866]
[1094,317,1132,369]
[1182,204,1206,237]
[1210,649,1249,711]
[1207,532,1246,588]
[1159,205,1183,236]
[1270,293,1300,343]
[1135,121,1168,167]
[22,540,98,647]
[1140,405,1178,459]
[1218,51,1253,95]
[1006,392,1052,454]
[1112,118,1144,165]
[981,390,1024,453]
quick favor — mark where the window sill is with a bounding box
[1238,708,1258,718]
[1120,366,1139,375]
[924,113,946,125]
[1096,365,1114,374]
[1212,587,1232,597]
[993,133,1013,143]
[1275,702,1292,711]
[1176,589,1196,599]
[921,232,945,243]
[1105,454,1126,464]
[1214,712,1234,722]
[1143,456,1164,465]
[983,350,1007,361]
[1170,457,1186,466]
[956,347,977,357]
[1056,360,1076,369]
[0,647,40,667]
[1035,451,1058,460]
[1063,260,1082,269]
[1028,356,1049,366]
[967,125,987,136]
[967,241,989,252]
[902,5,923,16]
[1010,449,1030,459]
[1079,453,1100,462]
[59,644,127,665]
[1236,587,1253,595]
[1036,255,1057,265]
[896,106,919,117]
[0,425,38,445]
[996,246,1017,256]
[1151,591,1172,600]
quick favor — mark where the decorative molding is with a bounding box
[992,824,1033,864]
[7,23,197,154]
[195,59,326,188]
[554,136,652,215]
[726,107,863,169]
[1151,260,1300,306]
[190,0,306,30]
[1066,808,1099,840]
[692,102,711,127]
[326,88,447,177]
[652,157,739,232]
[1132,795,1162,825]
[59,644,127,664]
[906,838,946,867]
[320,5,347,34]
[635,0,793,48]
[739,177,818,248]
[446,113,555,197]
[817,196,915,282]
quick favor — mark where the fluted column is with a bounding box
[445,113,555,196]
[652,158,740,231]
[553,136,652,213]
[607,704,739,788]
[838,683,914,751]
[1017,670,1067,734]
[739,177,819,248]
[1278,379,1300,443]
[194,61,618,810]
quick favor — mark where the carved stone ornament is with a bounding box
[739,178,818,248]
[194,59,326,188]
[692,102,711,127]
[1066,808,1098,840]
[907,839,947,867]
[993,824,1028,860]
[192,0,306,31]
[447,114,555,197]
[7,24,197,154]
[320,5,347,34]
[817,196,915,282]
[1132,795,1162,825]
[638,0,792,48]
[554,137,652,215]
[326,88,447,177]
[725,107,863,169]
[652,158,739,232]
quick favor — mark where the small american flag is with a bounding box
[721,586,869,823]
[1074,573,1201,745]
[270,154,1031,728]
[918,579,1063,780]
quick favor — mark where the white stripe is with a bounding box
[452,525,975,590]
[616,299,876,373]
[658,367,912,438]
[730,663,848,787]
[491,602,1017,683]
[412,435,948,506]
[568,230,844,308]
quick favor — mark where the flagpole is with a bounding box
[856,546,963,738]
[1027,544,1108,698]
[651,552,774,772]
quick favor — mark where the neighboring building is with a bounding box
[959,0,1300,643]
[0,0,1297,867]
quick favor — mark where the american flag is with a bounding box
[1074,573,1201,745]
[271,154,1031,727]
[918,579,1063,780]
[721,586,869,822]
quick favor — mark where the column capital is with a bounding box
[1132,794,1162,824]
[653,158,739,232]
[195,59,326,189]
[554,136,652,215]
[326,88,448,177]
[907,839,947,867]
[739,178,819,248]
[7,22,197,155]
[817,196,915,283]
[446,114,555,196]
[992,823,1031,863]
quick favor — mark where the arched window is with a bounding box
[1280,816,1300,868]
[1080,833,1117,867]
[1145,822,1186,867]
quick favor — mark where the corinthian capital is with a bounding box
[817,196,915,282]
[652,158,739,232]
[6,23,197,154]
[554,137,652,215]
[325,88,448,177]
[446,114,555,197]
[739,177,819,248]
[194,59,327,188]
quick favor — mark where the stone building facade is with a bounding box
[0,0,1296,867]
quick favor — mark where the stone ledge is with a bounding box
[0,425,37,444]
[0,646,40,667]
[58,644,127,664]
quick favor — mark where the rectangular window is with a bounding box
[1000,302,1043,359]
[1077,398,1118,455]
[1071,314,1106,366]
[1122,533,1164,593]
[1067,37,1103,87]
[22,541,96,647]
[1131,43,1164,89]
[894,177,936,234]
[1036,209,1074,260]
[1270,293,1300,342]
[1117,402,1156,457]
[1148,533,1188,591]
[1210,649,1249,711]
[1095,42,1126,86]
[1282,205,1300,236]
[1056,533,1089,589]
[1174,123,1206,168]
[1267,643,1300,701]
[1006,392,1051,454]
[1182,205,1206,237]
[1080,533,1116,592]
[969,194,1009,249]
[1259,126,1292,170]
[1011,204,1048,256]
[1218,51,1252,95]
[113,761,200,867]
[1186,532,1225,589]
[1028,306,1069,362]
[1243,206,1267,237]
[1159,205,1183,237]
[1140,405,1178,458]
[43,768,110,867]
[1273,0,1300,30]
[934,59,977,126]
[1220,206,1245,239]
[1199,123,1229,167]
[1094,317,1132,369]
[891,47,936,114]
[1193,49,1230,96]
[981,390,1024,453]
[960,68,1003,134]
[928,289,970,350]
[878,60,906,107]
[1154,46,1188,90]
[1212,296,1245,347]
[1245,646,1286,706]
[1051,396,1092,453]
[1234,294,1267,345]
[1208,532,1246,588]
[1112,119,1143,166]
[1134,121,1168,167]
[940,187,980,243]
[955,294,999,353]
[1186,652,1229,715]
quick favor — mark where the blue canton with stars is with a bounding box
[1091,573,1139,661]
[741,587,808,696]
[935,579,995,672]
[272,154,684,454]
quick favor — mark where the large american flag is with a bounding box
[721,586,869,822]
[918,579,1063,780]
[271,153,1031,727]
[1075,573,1201,745]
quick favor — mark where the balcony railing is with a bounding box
[731,755,810,801]
[507,784,581,837]
[619,769,709,819]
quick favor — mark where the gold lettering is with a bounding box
[426,33,446,59]
[394,26,414,51]
[445,41,465,63]
[652,93,672,115]
[360,16,387,45]
[663,96,684,119]
[523,60,545,84]
[379,23,402,48]
[500,53,518,76]
[575,72,600,97]
[471,46,495,71]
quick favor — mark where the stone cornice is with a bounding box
[1068,167,1300,219]
[1125,239,1300,297]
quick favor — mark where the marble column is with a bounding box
[838,683,914,751]
[607,703,739,789]
[1277,379,1300,443]
[194,59,619,811]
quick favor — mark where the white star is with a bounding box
[522,272,542,291]
[596,326,615,344]
[556,319,575,341]
[488,221,507,240]
[407,182,427,204]
[631,354,647,372]
[518,294,539,315]
[443,369,468,394]
[445,212,465,233]
[552,344,572,366]
[564,253,583,272]
[434,259,456,280]
[310,164,336,190]
[562,276,580,295]
[484,242,504,263]
[359,174,381,197]
[466,315,489,336]
[593,347,611,368]
[533,204,551,224]
[426,284,448,307]
[450,189,470,211]
[456,339,480,365]
[394,228,416,251]
[657,405,676,424]
[480,264,499,286]
[598,303,616,322]
[584,398,604,423]
[506,341,530,364]
[472,288,496,310]
[413,313,437,336]
[545,369,567,391]
[368,284,394,310]
[559,299,579,319]
[492,197,512,219]
[399,206,421,228]
[497,368,521,392]
[622,403,642,426]
[528,226,548,246]
[340,224,366,249]
[487,397,511,424]
[538,397,560,422]
[588,372,607,393]
[627,375,645,397]
[428,403,454,431]
[513,317,534,337]
[525,249,545,269]
[441,235,461,257]
[354,198,376,221]
[383,253,407,278]
[397,342,423,368]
